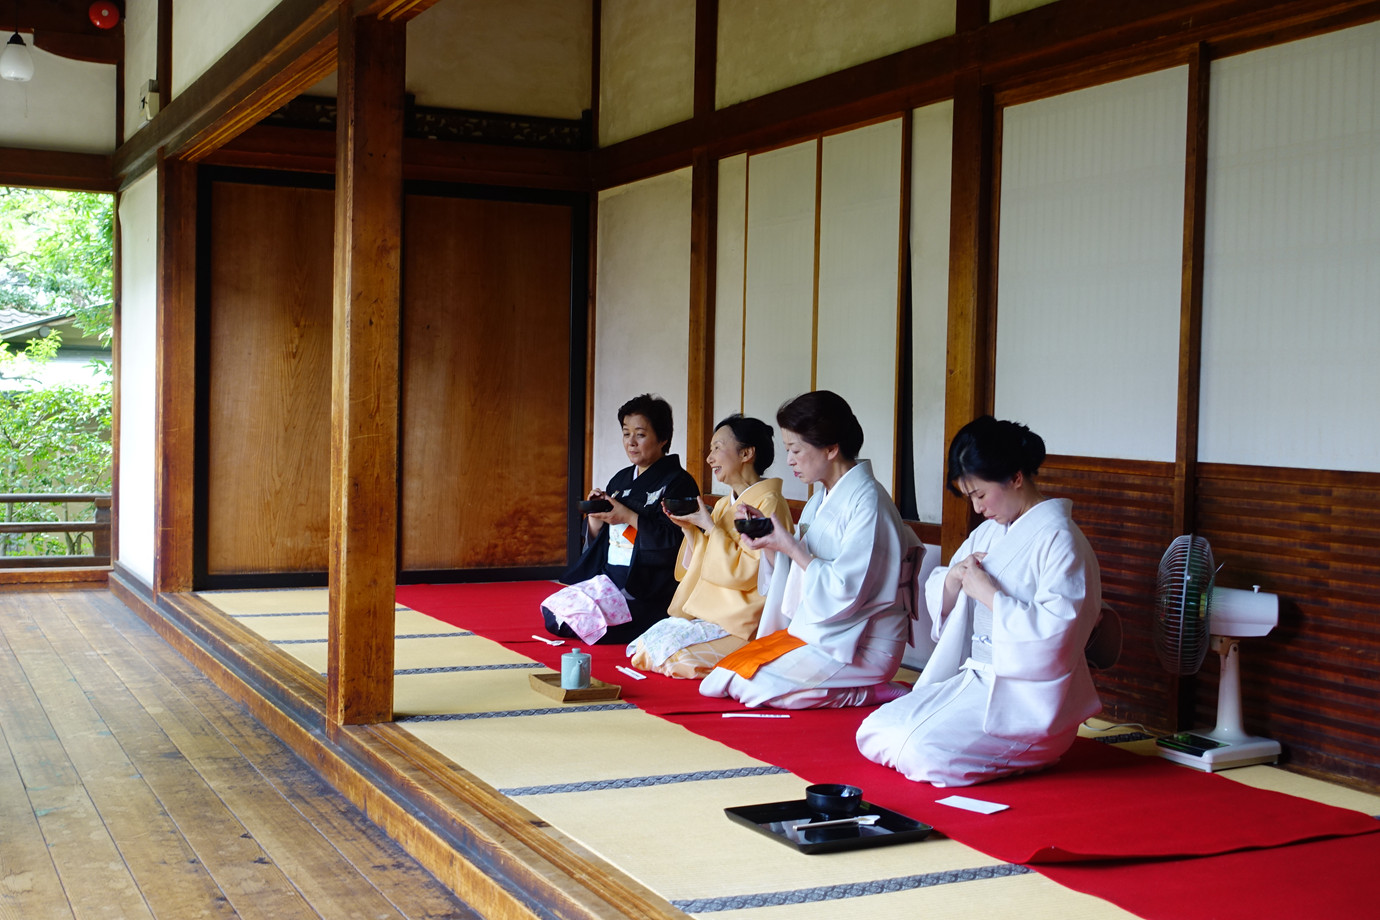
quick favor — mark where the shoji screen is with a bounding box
[593,169,693,488]
[816,119,904,495]
[717,123,905,501]
[739,140,818,500]
[910,101,954,523]
[995,67,1188,461]
[1200,21,1380,472]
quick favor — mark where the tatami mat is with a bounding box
[195,588,1375,919]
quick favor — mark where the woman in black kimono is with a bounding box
[543,394,701,644]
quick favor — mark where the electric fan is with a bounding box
[1151,534,1283,771]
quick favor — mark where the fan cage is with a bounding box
[1153,534,1215,675]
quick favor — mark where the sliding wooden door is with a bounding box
[399,191,577,574]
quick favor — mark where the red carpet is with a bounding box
[398,581,1380,918]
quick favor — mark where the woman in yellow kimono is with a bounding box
[627,415,792,678]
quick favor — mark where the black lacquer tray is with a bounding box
[724,798,933,854]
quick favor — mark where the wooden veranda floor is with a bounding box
[0,585,479,920]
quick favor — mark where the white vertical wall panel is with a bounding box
[816,119,903,494]
[910,101,954,523]
[116,172,159,586]
[123,0,158,142]
[995,66,1187,462]
[1200,22,1380,472]
[594,169,693,488]
[742,141,818,500]
[600,0,695,145]
[711,153,749,496]
[172,0,277,95]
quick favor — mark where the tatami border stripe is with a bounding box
[395,663,545,675]
[672,864,1033,912]
[500,765,791,796]
[397,703,635,722]
[274,631,472,645]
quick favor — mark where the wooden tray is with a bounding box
[528,671,622,702]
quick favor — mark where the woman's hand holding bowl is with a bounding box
[664,497,712,534]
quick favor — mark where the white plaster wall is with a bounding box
[122,0,159,142]
[741,140,817,501]
[1200,21,1380,472]
[815,118,903,495]
[593,169,693,488]
[172,0,277,96]
[0,46,115,153]
[711,153,749,496]
[116,171,160,586]
[910,100,954,524]
[717,0,953,109]
[599,0,695,145]
[995,66,1188,462]
[408,0,591,117]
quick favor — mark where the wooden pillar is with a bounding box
[686,150,718,486]
[154,155,197,595]
[940,70,995,558]
[328,9,405,727]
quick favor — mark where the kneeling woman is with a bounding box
[857,416,1102,787]
[700,391,917,709]
[544,394,700,645]
[628,414,792,678]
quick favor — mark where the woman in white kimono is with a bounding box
[857,416,1102,786]
[700,391,918,709]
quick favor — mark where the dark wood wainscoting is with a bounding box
[1038,456,1179,727]
[202,177,334,576]
[1195,464,1380,786]
[399,191,575,572]
[1039,456,1380,787]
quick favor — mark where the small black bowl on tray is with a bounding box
[805,783,863,818]
[734,517,774,539]
[662,497,700,516]
[578,498,613,514]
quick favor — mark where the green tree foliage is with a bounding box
[0,187,114,343]
[0,188,114,557]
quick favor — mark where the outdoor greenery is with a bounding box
[0,187,114,558]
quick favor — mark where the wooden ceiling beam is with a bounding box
[0,147,115,193]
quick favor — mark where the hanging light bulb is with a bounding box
[1,31,33,83]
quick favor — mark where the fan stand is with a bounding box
[1157,635,1282,771]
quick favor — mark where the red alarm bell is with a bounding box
[89,2,121,30]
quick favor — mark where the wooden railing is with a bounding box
[0,493,112,567]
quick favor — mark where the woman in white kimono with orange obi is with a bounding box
[857,416,1103,787]
[700,391,919,709]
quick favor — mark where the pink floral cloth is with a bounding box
[541,575,632,644]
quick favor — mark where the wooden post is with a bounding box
[328,9,405,727]
[940,70,995,558]
[154,155,198,595]
[686,150,718,486]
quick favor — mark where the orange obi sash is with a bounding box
[716,629,807,679]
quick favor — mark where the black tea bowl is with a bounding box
[734,517,774,539]
[662,497,700,516]
[578,498,613,514]
[805,783,863,818]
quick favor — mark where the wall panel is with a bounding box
[1200,21,1380,472]
[115,171,159,586]
[741,141,816,500]
[710,153,749,496]
[399,194,572,571]
[816,118,903,492]
[600,0,695,146]
[909,100,953,522]
[995,66,1187,462]
[204,181,333,575]
[593,170,693,488]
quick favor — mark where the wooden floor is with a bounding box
[0,585,480,920]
